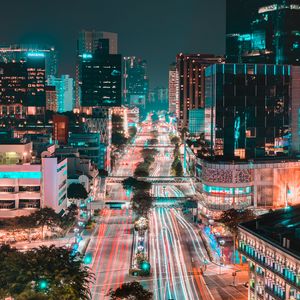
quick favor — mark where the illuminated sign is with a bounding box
[82,53,92,60]
[0,171,41,179]
[27,52,45,58]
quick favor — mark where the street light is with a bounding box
[219,239,225,275]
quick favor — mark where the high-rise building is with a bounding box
[0,54,46,117]
[226,0,300,65]
[48,75,74,112]
[45,86,57,112]
[80,43,122,107]
[176,53,224,129]
[53,114,69,145]
[0,44,57,78]
[168,63,179,114]
[188,109,205,136]
[204,63,300,160]
[148,87,168,111]
[123,56,148,110]
[76,30,118,107]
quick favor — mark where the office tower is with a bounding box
[204,63,300,160]
[239,207,300,300]
[168,63,179,114]
[80,42,122,107]
[45,86,57,111]
[123,57,149,110]
[226,0,300,65]
[176,53,224,129]
[0,54,46,117]
[48,75,74,112]
[148,87,168,111]
[188,109,205,136]
[76,30,118,107]
[0,44,57,78]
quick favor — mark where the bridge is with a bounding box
[106,176,195,184]
[127,144,174,148]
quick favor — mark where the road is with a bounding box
[89,209,133,299]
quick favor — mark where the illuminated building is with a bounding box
[0,54,46,117]
[226,0,300,65]
[0,141,67,216]
[188,109,205,136]
[45,86,57,111]
[127,106,140,126]
[238,206,300,300]
[176,53,224,129]
[168,63,179,114]
[148,87,168,111]
[0,44,57,78]
[68,132,109,171]
[48,75,74,112]
[53,115,69,145]
[123,56,148,110]
[80,40,122,107]
[111,106,129,137]
[76,30,118,107]
[204,64,300,160]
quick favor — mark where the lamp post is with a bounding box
[219,239,225,275]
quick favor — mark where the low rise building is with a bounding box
[0,141,67,216]
[239,206,300,300]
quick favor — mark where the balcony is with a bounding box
[265,286,285,300]
[239,247,300,291]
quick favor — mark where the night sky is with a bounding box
[1,0,225,87]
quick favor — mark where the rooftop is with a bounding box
[0,138,31,145]
[239,205,300,260]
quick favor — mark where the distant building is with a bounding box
[204,64,300,160]
[45,86,57,111]
[123,57,149,110]
[176,53,224,129]
[80,41,122,107]
[226,0,300,65]
[53,115,69,145]
[188,109,205,136]
[168,63,179,114]
[148,87,168,111]
[0,44,57,78]
[76,30,118,107]
[239,206,300,300]
[48,75,74,112]
[0,54,46,117]
[68,132,109,171]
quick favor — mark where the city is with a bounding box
[1,1,300,300]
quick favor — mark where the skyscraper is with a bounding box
[80,42,122,107]
[123,56,149,110]
[0,53,46,117]
[176,53,224,129]
[204,63,300,160]
[0,44,57,78]
[76,30,118,107]
[168,63,179,114]
[48,75,74,112]
[226,0,300,65]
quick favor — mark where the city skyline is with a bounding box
[0,0,225,87]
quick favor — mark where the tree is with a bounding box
[134,163,150,177]
[122,177,151,192]
[0,245,93,300]
[141,148,159,159]
[112,131,128,148]
[98,169,109,177]
[174,160,183,177]
[170,135,180,145]
[147,138,158,145]
[218,208,255,264]
[108,281,152,300]
[67,183,88,200]
[128,126,137,139]
[131,191,153,217]
[16,215,37,242]
[31,208,61,240]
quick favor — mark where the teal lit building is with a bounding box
[188,109,205,136]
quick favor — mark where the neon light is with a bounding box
[238,34,252,42]
[27,52,45,58]
[82,53,92,59]
[0,172,41,179]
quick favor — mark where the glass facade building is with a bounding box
[205,64,300,160]
[226,0,300,65]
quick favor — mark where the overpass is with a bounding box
[106,176,195,184]
[127,144,174,148]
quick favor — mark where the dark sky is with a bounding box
[0,0,225,87]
